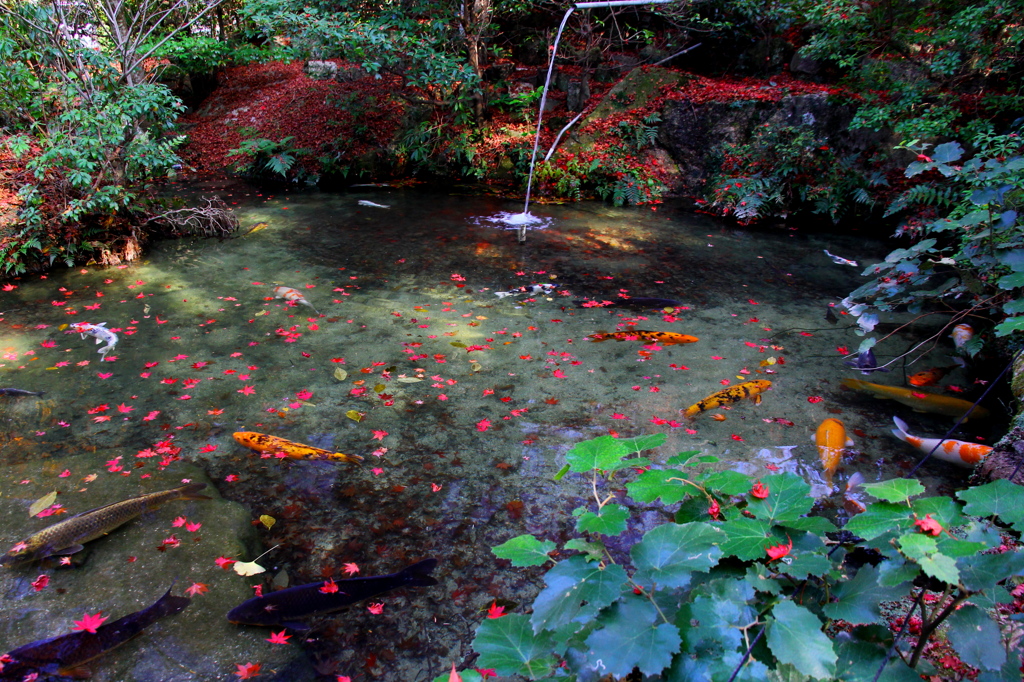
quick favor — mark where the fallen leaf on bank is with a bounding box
[29,491,58,517]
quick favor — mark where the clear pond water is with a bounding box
[0,185,1001,681]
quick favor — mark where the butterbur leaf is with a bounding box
[861,479,925,503]
[575,504,629,536]
[766,601,836,679]
[627,469,693,504]
[957,479,1024,528]
[632,522,723,589]
[719,518,772,561]
[492,534,555,567]
[565,436,629,472]
[529,555,627,634]
[29,491,58,517]
[745,473,812,524]
[899,533,959,584]
[472,614,557,678]
[583,593,681,677]
[958,551,1024,592]
[616,433,666,454]
[823,566,904,625]
[946,605,1006,671]
[701,469,755,496]
[932,141,964,164]
[233,560,266,577]
[562,538,606,561]
[665,450,709,466]
[845,502,914,540]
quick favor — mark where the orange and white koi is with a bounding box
[907,366,956,387]
[840,378,989,421]
[274,286,320,315]
[843,472,867,516]
[588,329,698,346]
[950,323,973,350]
[233,432,363,463]
[683,380,771,419]
[814,418,853,487]
[890,416,992,468]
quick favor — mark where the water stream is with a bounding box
[0,185,1000,680]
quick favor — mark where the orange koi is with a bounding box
[233,432,363,463]
[840,378,988,421]
[814,418,853,487]
[907,366,956,387]
[683,380,771,419]
[588,329,698,346]
[890,417,992,468]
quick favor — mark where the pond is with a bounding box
[0,185,1001,681]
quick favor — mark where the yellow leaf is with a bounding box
[759,356,777,367]
[58,324,69,331]
[259,514,276,529]
[470,362,482,372]
[373,384,385,393]
[29,491,57,517]
[83,473,98,483]
[345,410,363,422]
[397,377,422,383]
[449,342,466,348]
[233,560,266,577]
[475,315,487,320]
[333,367,348,381]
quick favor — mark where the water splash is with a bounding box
[471,210,553,235]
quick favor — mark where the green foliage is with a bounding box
[704,122,878,223]
[473,434,1024,680]
[842,133,1024,350]
[227,129,304,179]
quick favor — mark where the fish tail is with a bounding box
[173,483,212,501]
[587,333,609,342]
[891,416,911,444]
[153,587,192,617]
[840,377,864,391]
[330,452,364,464]
[399,558,439,587]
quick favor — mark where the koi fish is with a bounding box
[683,380,772,419]
[840,378,989,421]
[843,472,866,516]
[0,588,189,680]
[0,388,46,397]
[2,484,210,566]
[357,200,390,208]
[890,416,993,467]
[274,286,320,315]
[815,418,853,487]
[824,250,858,267]
[227,558,437,629]
[495,283,555,298]
[68,322,118,358]
[588,330,699,346]
[950,323,973,349]
[907,366,956,387]
[843,348,888,374]
[233,432,364,463]
[575,297,682,310]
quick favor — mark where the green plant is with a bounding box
[227,130,303,179]
[704,123,878,223]
[467,434,1024,681]
[842,134,1024,356]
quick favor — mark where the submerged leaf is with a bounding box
[333,367,348,381]
[345,410,363,422]
[29,491,58,517]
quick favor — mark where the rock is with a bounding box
[304,60,338,80]
[334,64,368,83]
[567,78,590,112]
[0,452,315,681]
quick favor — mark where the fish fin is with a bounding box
[175,483,212,501]
[400,558,439,587]
[845,438,855,448]
[51,544,85,555]
[753,394,762,405]
[57,666,93,679]
[891,416,910,442]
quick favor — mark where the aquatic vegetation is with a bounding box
[472,434,1024,680]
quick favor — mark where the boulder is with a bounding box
[304,60,338,80]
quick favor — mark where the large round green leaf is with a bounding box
[631,522,723,589]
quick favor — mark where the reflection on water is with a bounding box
[0,185,1001,680]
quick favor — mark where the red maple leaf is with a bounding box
[266,630,291,645]
[766,536,792,561]
[73,611,108,633]
[749,481,769,499]
[185,582,209,597]
[235,662,262,679]
[486,602,506,619]
[914,513,943,536]
[320,579,339,594]
[342,562,360,576]
[215,556,236,569]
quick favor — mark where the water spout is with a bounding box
[517,0,677,243]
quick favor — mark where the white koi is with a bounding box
[824,250,858,267]
[950,323,973,350]
[891,416,992,468]
[357,200,390,209]
[69,322,118,358]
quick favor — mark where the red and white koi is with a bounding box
[68,322,118,358]
[274,286,320,315]
[950,323,973,350]
[890,416,992,467]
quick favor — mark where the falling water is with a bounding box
[481,0,677,243]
